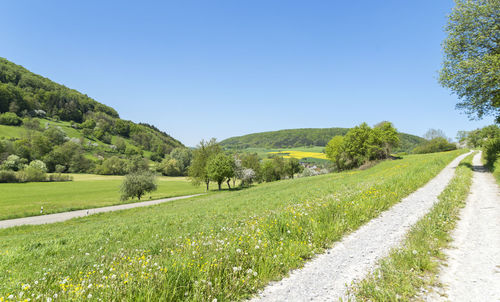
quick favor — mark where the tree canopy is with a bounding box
[439,0,500,121]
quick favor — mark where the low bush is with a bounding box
[18,166,47,182]
[412,137,457,154]
[48,173,73,182]
[0,112,22,126]
[0,170,19,183]
[482,137,500,168]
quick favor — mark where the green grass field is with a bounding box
[0,175,216,220]
[0,150,465,301]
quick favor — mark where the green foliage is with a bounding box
[18,165,47,182]
[412,137,457,154]
[0,170,18,183]
[189,138,222,190]
[260,156,287,182]
[0,112,21,126]
[325,136,345,170]
[120,172,158,201]
[206,153,235,190]
[22,117,41,130]
[169,147,193,175]
[221,127,424,153]
[462,124,500,147]
[1,154,23,171]
[285,157,303,179]
[483,137,500,169]
[439,0,500,121]
[43,141,92,173]
[325,122,400,170]
[95,156,129,175]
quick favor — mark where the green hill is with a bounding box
[0,58,183,173]
[221,127,426,153]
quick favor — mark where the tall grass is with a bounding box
[0,151,465,301]
[351,152,474,301]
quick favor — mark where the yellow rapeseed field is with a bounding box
[269,150,328,160]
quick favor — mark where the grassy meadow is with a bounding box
[0,150,465,301]
[0,175,215,221]
[352,152,474,301]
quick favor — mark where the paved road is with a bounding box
[434,152,500,301]
[0,194,204,229]
[254,152,471,302]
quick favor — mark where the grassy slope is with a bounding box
[0,176,217,220]
[352,152,474,301]
[0,150,465,301]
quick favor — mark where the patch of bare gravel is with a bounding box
[252,152,471,302]
[429,152,500,302]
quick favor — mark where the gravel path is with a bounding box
[253,152,471,302]
[0,194,204,229]
[432,152,500,302]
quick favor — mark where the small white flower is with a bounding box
[253,271,258,276]
[87,293,92,299]
[412,250,418,255]
[236,249,242,253]
[8,294,14,299]
[85,253,90,256]
[255,245,260,249]
[212,299,217,302]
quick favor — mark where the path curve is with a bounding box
[253,151,471,302]
[433,152,500,301]
[0,194,204,229]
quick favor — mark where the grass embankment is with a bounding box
[0,150,465,301]
[352,152,475,301]
[0,176,214,220]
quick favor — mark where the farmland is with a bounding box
[0,150,464,301]
[0,175,214,220]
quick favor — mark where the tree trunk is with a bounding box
[206,181,209,192]
[227,179,231,189]
[218,181,222,190]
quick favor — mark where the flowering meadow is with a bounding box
[0,150,464,301]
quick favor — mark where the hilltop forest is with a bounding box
[221,127,426,152]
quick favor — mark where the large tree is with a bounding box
[206,153,235,190]
[439,0,500,121]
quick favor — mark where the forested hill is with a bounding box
[221,128,426,152]
[0,57,183,151]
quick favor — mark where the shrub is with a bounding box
[0,112,22,126]
[412,137,457,154]
[23,117,41,130]
[48,173,73,182]
[483,137,500,169]
[18,165,47,182]
[120,172,157,201]
[29,160,47,172]
[2,154,23,171]
[0,170,18,183]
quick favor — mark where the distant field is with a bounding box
[0,175,215,220]
[242,146,328,162]
[0,150,465,301]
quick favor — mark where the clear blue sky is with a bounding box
[1,0,494,146]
